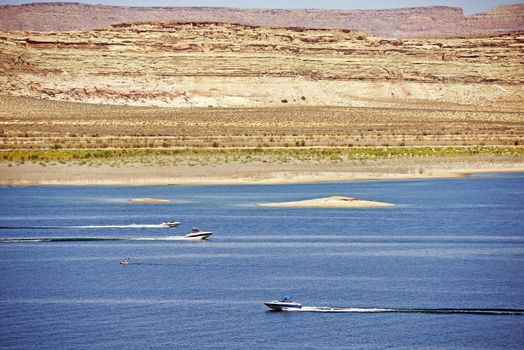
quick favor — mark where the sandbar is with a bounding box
[257,196,394,208]
[129,198,175,203]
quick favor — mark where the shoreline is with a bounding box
[1,162,523,186]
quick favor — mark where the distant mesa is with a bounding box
[257,196,394,208]
[1,20,521,108]
[129,198,175,203]
[0,3,522,37]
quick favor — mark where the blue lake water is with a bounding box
[0,173,523,349]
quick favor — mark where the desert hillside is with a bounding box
[0,3,523,38]
[0,21,523,108]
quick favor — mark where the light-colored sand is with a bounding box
[0,159,523,186]
[257,196,394,208]
[129,198,175,203]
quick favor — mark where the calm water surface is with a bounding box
[0,173,523,349]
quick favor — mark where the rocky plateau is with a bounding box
[0,2,523,38]
[0,21,522,108]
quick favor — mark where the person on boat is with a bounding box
[192,227,200,233]
[280,295,293,302]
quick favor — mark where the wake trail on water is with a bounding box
[287,307,524,315]
[0,236,188,243]
[0,224,166,230]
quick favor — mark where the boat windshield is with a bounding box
[280,294,293,302]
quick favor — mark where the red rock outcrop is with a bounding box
[0,3,522,38]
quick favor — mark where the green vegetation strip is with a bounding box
[1,147,523,164]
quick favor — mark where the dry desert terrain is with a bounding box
[0,19,522,185]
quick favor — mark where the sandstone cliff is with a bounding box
[0,3,523,38]
[0,22,522,107]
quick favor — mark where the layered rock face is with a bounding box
[0,3,523,38]
[0,22,522,107]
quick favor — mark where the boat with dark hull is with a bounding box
[185,227,213,240]
[264,295,302,311]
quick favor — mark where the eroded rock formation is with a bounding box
[0,21,522,107]
[0,3,523,38]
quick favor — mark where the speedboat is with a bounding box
[185,227,213,240]
[264,295,302,311]
[160,221,181,228]
[119,258,129,265]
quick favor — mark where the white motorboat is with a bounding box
[160,221,181,228]
[185,227,213,240]
[264,295,302,311]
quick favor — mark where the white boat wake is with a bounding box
[0,224,168,230]
[274,306,524,315]
[74,224,165,229]
[0,236,199,243]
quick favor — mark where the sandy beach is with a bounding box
[1,157,523,186]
